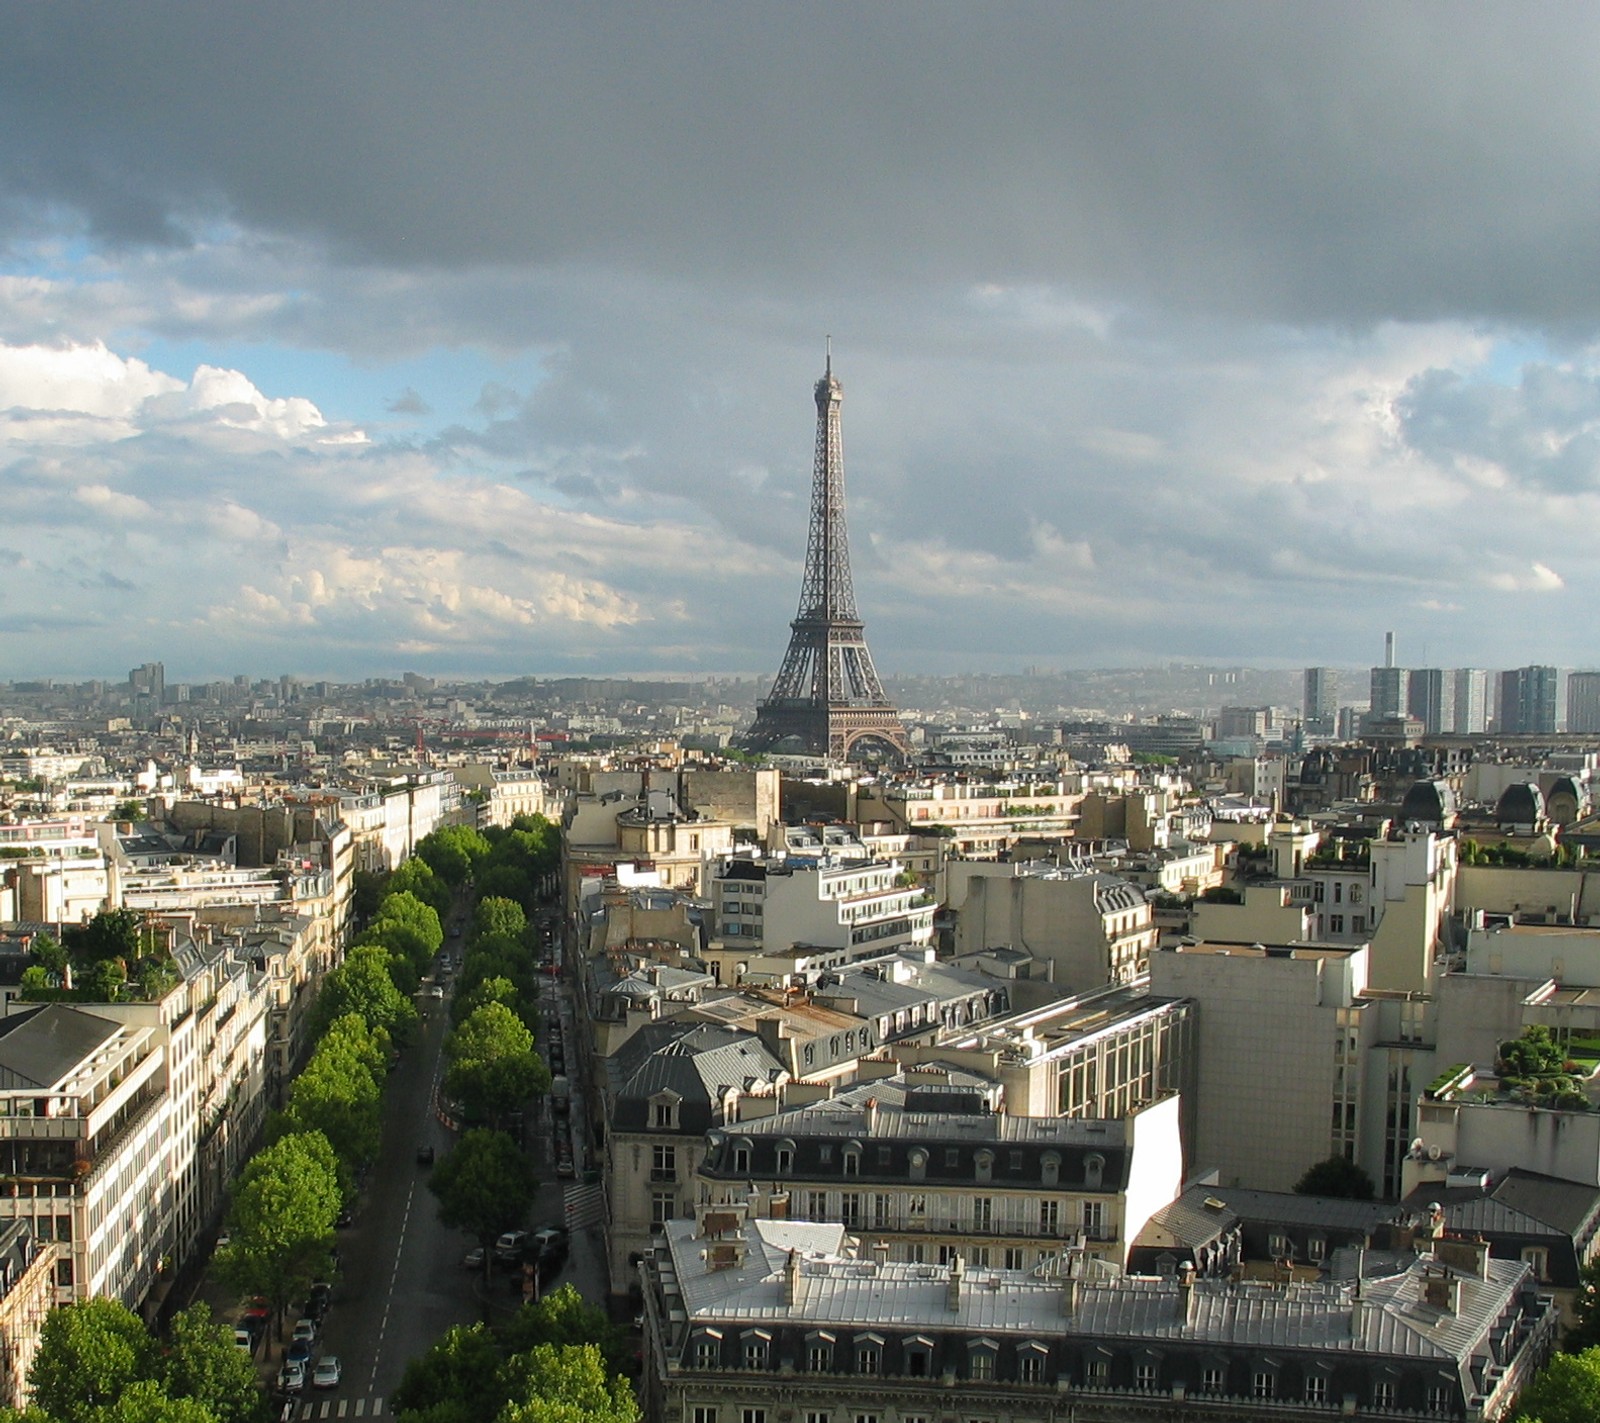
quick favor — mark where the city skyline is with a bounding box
[4,8,1600,680]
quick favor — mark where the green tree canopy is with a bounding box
[416,825,491,888]
[96,1381,220,1423]
[475,865,535,911]
[1513,1346,1600,1423]
[386,857,451,917]
[452,975,536,1035]
[278,1028,383,1174]
[499,1284,629,1377]
[445,1003,550,1128]
[160,1303,265,1423]
[428,1128,539,1251]
[496,1344,640,1423]
[1502,1024,1567,1078]
[371,890,445,957]
[1293,1154,1375,1200]
[223,1131,341,1347]
[310,943,417,1043]
[26,1297,157,1423]
[391,1322,505,1423]
[473,897,528,945]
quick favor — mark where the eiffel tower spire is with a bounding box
[742,347,909,761]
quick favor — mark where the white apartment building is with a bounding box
[706,855,934,981]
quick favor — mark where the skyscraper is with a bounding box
[1303,667,1338,729]
[1496,665,1560,735]
[741,348,908,761]
[1407,668,1454,736]
[1451,669,1488,734]
[1569,672,1600,735]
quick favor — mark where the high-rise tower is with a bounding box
[742,347,909,761]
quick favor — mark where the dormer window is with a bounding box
[1018,1341,1049,1385]
[909,1149,927,1181]
[805,1331,835,1372]
[733,1139,752,1174]
[693,1327,724,1368]
[974,1150,994,1184]
[651,1091,682,1130]
[776,1139,795,1175]
[1084,1153,1104,1190]
[742,1328,772,1369]
[967,1338,998,1382]
[1040,1152,1060,1187]
[856,1333,884,1375]
[904,1335,935,1377]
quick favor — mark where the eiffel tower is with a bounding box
[742,345,909,761]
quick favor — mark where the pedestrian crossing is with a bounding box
[282,1399,386,1419]
[563,1180,605,1228]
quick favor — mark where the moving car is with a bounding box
[313,1356,342,1389]
[495,1230,530,1263]
[416,1144,435,1165]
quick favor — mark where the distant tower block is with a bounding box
[741,346,909,762]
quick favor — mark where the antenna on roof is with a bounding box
[825,335,832,379]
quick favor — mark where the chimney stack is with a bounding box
[946,1253,965,1311]
[865,1097,879,1134]
[784,1248,801,1306]
[1176,1261,1196,1325]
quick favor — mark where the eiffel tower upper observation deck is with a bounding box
[741,346,910,762]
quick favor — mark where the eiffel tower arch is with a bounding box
[741,347,910,762]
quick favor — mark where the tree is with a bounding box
[62,908,142,965]
[386,857,451,917]
[499,1284,629,1377]
[1512,1347,1600,1423]
[29,932,66,977]
[371,891,445,957]
[452,975,536,1035]
[278,1030,383,1173]
[1569,1257,1600,1352]
[223,1131,341,1351]
[390,1322,505,1423]
[473,897,528,945]
[1293,1154,1375,1200]
[445,1003,550,1129]
[416,825,491,888]
[310,944,417,1043]
[96,1381,219,1423]
[429,1128,539,1256]
[1502,1025,1566,1078]
[497,1344,640,1423]
[161,1303,265,1423]
[27,1297,156,1423]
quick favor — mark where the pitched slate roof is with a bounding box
[0,1004,127,1091]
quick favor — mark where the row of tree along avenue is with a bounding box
[430,886,554,1278]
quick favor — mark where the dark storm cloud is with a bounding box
[5,3,1600,326]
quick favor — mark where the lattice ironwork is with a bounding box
[742,347,909,761]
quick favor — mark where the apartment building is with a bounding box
[697,1078,1183,1272]
[642,1213,1552,1423]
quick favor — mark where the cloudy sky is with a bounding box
[1,4,1597,684]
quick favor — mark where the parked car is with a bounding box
[286,1338,313,1367]
[302,1292,328,1323]
[495,1230,530,1262]
[277,1360,306,1393]
[313,1356,342,1389]
[309,1280,333,1311]
[292,1318,318,1345]
[233,1328,254,1354]
[532,1226,569,1265]
[464,1246,486,1269]
[416,1144,435,1165]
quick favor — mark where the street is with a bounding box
[192,907,612,1419]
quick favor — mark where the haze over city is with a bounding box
[2,5,1598,683]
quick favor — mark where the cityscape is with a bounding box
[5,7,1600,1423]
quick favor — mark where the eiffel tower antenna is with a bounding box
[741,346,909,761]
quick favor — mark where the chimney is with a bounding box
[1059,1273,1080,1318]
[1176,1261,1196,1325]
[871,1241,890,1267]
[946,1253,965,1311]
[784,1248,801,1306]
[864,1097,879,1134]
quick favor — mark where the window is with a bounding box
[807,1337,833,1372]
[1135,1361,1157,1391]
[694,1334,721,1368]
[1040,1152,1060,1186]
[1082,1200,1105,1238]
[973,1197,992,1231]
[651,1191,676,1225]
[743,1335,769,1370]
[975,1150,993,1183]
[873,1193,890,1229]
[908,1193,926,1219]
[843,1148,860,1177]
[1352,915,1365,933]
[733,1145,751,1174]
[855,1414,878,1423]
[1523,1246,1550,1280]
[1040,1200,1060,1234]
[1329,914,1345,933]
[877,1145,891,1166]
[1086,1356,1109,1385]
[909,1149,927,1180]
[1020,1350,1046,1384]
[743,1411,766,1423]
[1004,1247,1024,1270]
[1009,1150,1023,1173]
[1373,1381,1396,1408]
[820,1145,834,1163]
[776,1146,793,1175]
[1253,1371,1275,1400]
[1305,1376,1327,1404]
[653,1100,676,1128]
[694,1409,718,1423]
[841,1193,861,1228]
[856,1342,880,1374]
[652,1145,677,1180]
[970,1247,990,1267]
[1202,1366,1225,1394]
[1334,882,1343,903]
[807,1191,827,1220]
[968,1347,995,1382]
[1427,1384,1452,1412]
[1308,1236,1326,1262]
[945,1148,960,1167]
[1268,1232,1291,1259]
[806,1413,831,1423]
